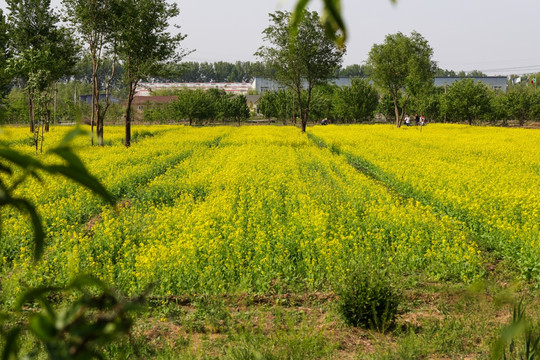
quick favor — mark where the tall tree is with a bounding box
[506,87,533,126]
[367,31,436,128]
[256,10,344,132]
[63,0,119,146]
[224,94,250,126]
[115,0,188,147]
[173,89,212,126]
[6,0,77,142]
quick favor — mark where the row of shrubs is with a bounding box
[260,78,540,125]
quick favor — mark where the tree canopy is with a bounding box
[256,10,344,132]
[115,0,188,147]
[367,31,436,127]
[442,78,491,125]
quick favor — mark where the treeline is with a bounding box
[435,69,487,77]
[66,58,484,84]
[258,78,378,124]
[143,89,250,125]
[255,78,540,125]
[68,59,371,84]
[0,50,494,126]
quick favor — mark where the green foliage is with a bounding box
[172,89,215,125]
[142,102,176,124]
[506,87,535,126]
[258,89,297,124]
[441,78,492,124]
[166,60,271,83]
[337,266,400,332]
[291,0,391,49]
[531,91,540,121]
[6,0,79,87]
[378,92,402,122]
[0,88,28,124]
[0,129,133,359]
[333,78,378,122]
[489,91,510,125]
[256,10,344,131]
[367,31,436,127]
[259,81,380,124]
[115,0,189,146]
[492,298,540,360]
[310,85,335,121]
[1,276,145,359]
[169,89,250,125]
[63,0,121,145]
[73,55,125,91]
[184,296,231,334]
[406,85,443,121]
[337,64,370,78]
[0,10,11,100]
[223,95,250,125]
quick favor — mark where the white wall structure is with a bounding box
[252,76,508,93]
[251,77,353,93]
[135,82,253,96]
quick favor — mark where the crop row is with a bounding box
[310,124,540,282]
[1,126,231,302]
[3,126,483,300]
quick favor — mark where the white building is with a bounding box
[251,76,508,93]
[135,82,252,96]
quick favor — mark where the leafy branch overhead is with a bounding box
[291,0,397,48]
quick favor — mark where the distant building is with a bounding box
[135,82,252,96]
[245,94,261,113]
[251,77,352,93]
[251,76,508,93]
[79,94,120,104]
[434,76,507,92]
[131,96,178,112]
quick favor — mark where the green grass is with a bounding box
[94,274,539,359]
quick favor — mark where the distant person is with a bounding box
[321,118,328,125]
[404,115,410,126]
[420,115,425,126]
[415,114,420,126]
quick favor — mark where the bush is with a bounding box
[337,267,400,332]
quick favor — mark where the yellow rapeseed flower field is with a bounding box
[2,124,535,300]
[310,123,540,283]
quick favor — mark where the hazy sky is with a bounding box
[2,0,539,75]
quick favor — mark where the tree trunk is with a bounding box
[53,83,57,125]
[29,96,35,133]
[96,106,104,146]
[45,109,50,132]
[292,97,296,125]
[298,101,306,132]
[40,119,45,153]
[392,93,400,128]
[124,82,136,147]
[301,87,313,133]
[91,74,98,146]
[301,116,307,132]
[89,39,98,145]
[34,124,38,154]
